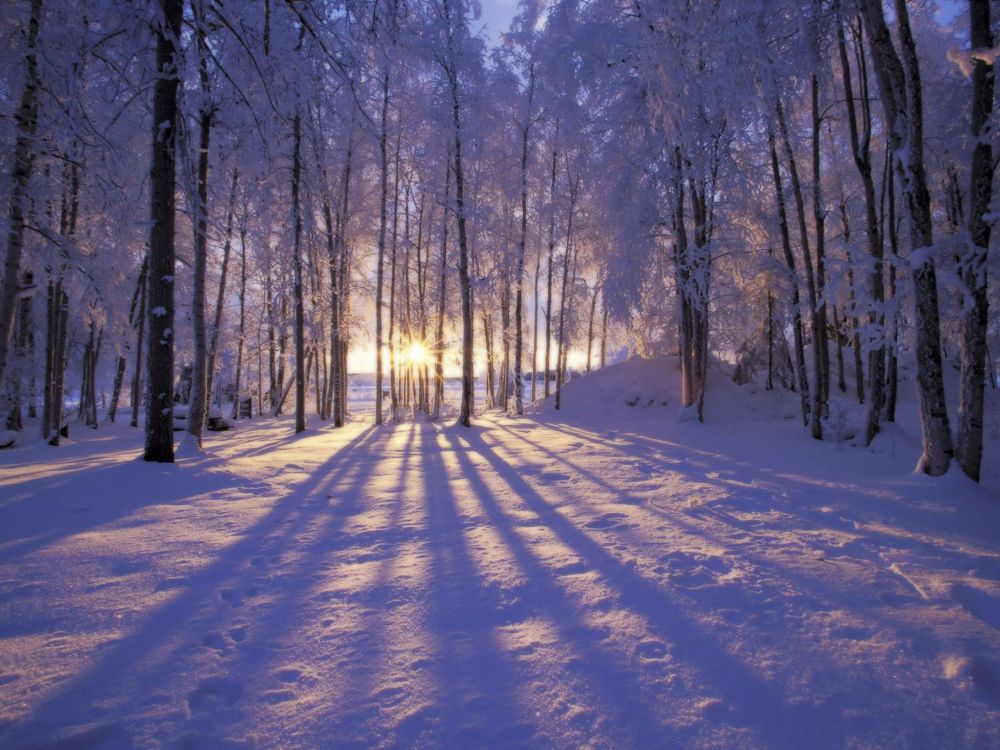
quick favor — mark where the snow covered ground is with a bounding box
[1,358,999,748]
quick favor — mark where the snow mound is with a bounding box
[528,356,676,419]
[528,355,801,426]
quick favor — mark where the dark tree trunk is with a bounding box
[0,0,42,397]
[233,221,247,420]
[207,168,238,415]
[449,69,474,427]
[374,70,390,426]
[292,110,305,434]
[433,159,450,420]
[144,0,183,462]
[957,0,995,482]
[861,0,953,474]
[514,69,535,414]
[838,8,886,442]
[544,134,558,399]
[187,4,212,448]
[776,99,824,440]
[768,127,810,426]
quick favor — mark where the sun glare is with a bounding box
[404,341,429,367]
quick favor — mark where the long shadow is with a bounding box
[417,422,533,748]
[456,427,842,749]
[310,422,431,744]
[497,416,1000,703]
[441,427,673,747]
[144,421,415,747]
[0,459,245,563]
[496,418,928,615]
[540,419,1000,574]
[0,425,384,748]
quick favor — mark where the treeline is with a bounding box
[0,0,995,481]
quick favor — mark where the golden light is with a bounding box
[404,341,429,367]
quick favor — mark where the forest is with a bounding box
[1,1,1000,747]
[0,0,993,477]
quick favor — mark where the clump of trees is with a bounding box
[0,0,995,481]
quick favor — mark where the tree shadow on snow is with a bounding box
[0,425,386,748]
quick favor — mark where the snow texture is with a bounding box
[1,358,999,748]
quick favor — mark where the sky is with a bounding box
[478,0,520,45]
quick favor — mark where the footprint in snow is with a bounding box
[187,677,242,713]
[277,667,302,683]
[584,513,628,530]
[373,685,407,708]
[201,632,230,655]
[538,471,570,482]
[229,626,247,643]
[659,551,733,587]
[219,588,243,608]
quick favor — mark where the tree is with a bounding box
[956,0,995,482]
[0,0,42,404]
[145,0,184,463]
[859,0,953,475]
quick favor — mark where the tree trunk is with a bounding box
[776,98,824,440]
[838,8,886,443]
[433,159,450,420]
[110,258,148,423]
[0,0,42,397]
[44,281,69,445]
[266,271,277,413]
[374,69,390,426]
[292,110,306,434]
[555,179,578,411]
[811,74,831,413]
[860,0,953,474]
[333,135,354,427]
[187,5,212,448]
[388,132,401,422]
[833,305,847,394]
[544,133,558,399]
[130,257,148,428]
[233,220,247,420]
[768,126,810,426]
[207,168,238,414]
[600,299,608,369]
[514,65,536,414]
[956,0,995,482]
[586,281,599,372]
[144,0,183,462]
[448,66,474,427]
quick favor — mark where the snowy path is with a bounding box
[2,407,1000,748]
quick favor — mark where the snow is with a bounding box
[1,358,999,748]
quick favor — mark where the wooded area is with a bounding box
[0,0,995,480]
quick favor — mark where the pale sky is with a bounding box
[478,0,520,45]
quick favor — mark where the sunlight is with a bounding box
[403,341,430,368]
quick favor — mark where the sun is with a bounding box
[404,341,429,367]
